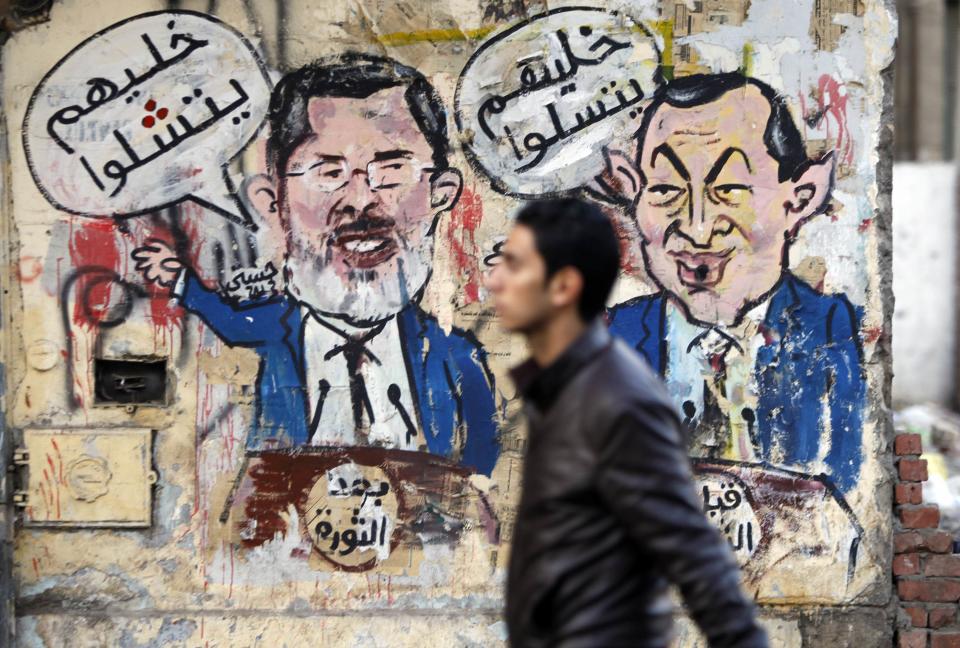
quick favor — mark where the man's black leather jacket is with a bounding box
[506,321,768,647]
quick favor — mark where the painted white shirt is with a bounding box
[303,309,420,451]
[663,298,770,461]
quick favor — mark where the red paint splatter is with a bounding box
[862,326,883,344]
[68,219,120,329]
[157,107,169,119]
[16,256,42,283]
[141,115,155,128]
[858,218,872,233]
[800,75,854,168]
[145,99,156,111]
[446,186,483,305]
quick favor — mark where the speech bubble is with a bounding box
[455,7,662,198]
[23,10,271,226]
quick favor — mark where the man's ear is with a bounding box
[548,266,585,311]
[785,151,835,232]
[242,173,282,231]
[429,168,463,212]
[588,147,642,206]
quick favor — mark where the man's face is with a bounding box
[485,224,553,334]
[632,86,825,325]
[269,85,460,323]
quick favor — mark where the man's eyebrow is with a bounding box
[704,147,752,184]
[372,149,415,162]
[650,143,690,182]
[283,154,345,176]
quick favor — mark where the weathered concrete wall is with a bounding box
[0,0,896,645]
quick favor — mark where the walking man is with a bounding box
[485,198,767,647]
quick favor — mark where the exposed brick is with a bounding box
[899,578,960,602]
[900,505,942,529]
[923,531,956,554]
[895,531,955,554]
[900,459,930,482]
[897,483,924,505]
[897,532,924,553]
[900,629,928,648]
[896,433,923,456]
[896,553,922,576]
[927,555,960,578]
[929,606,957,630]
[931,632,960,648]
[906,606,929,627]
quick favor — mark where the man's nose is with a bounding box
[684,188,720,248]
[339,169,379,213]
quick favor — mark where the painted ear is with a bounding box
[242,173,281,231]
[785,152,835,231]
[429,168,463,212]
[588,147,642,206]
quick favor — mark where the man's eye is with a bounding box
[649,184,681,195]
[321,168,343,178]
[645,184,684,206]
[714,184,752,200]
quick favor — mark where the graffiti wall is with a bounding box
[4,0,895,645]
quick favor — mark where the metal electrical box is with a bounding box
[16,428,156,527]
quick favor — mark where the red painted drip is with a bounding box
[124,219,185,330]
[862,326,883,344]
[68,219,120,329]
[800,75,853,169]
[446,186,483,304]
[858,218,872,233]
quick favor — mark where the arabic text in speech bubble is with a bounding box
[23,11,271,227]
[455,8,661,198]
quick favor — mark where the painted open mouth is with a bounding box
[332,220,399,269]
[670,248,734,290]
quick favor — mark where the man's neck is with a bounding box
[526,311,589,368]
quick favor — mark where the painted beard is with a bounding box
[286,219,433,324]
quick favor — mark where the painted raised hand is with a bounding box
[131,239,184,288]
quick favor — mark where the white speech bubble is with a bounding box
[455,7,662,198]
[23,10,271,226]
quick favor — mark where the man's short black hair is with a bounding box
[266,53,450,174]
[515,198,620,321]
[637,73,809,183]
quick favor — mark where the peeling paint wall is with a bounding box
[1,0,896,645]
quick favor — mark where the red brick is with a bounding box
[898,532,924,553]
[898,483,925,505]
[931,632,960,648]
[899,578,960,602]
[897,433,924,456]
[929,606,957,630]
[900,629,928,648]
[896,553,922,576]
[926,555,960,578]
[900,505,942,529]
[900,459,930,482]
[906,606,929,627]
[896,531,955,554]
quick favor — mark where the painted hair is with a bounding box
[266,53,450,174]
[637,73,810,182]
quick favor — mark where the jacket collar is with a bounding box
[510,319,612,412]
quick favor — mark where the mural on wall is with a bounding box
[602,73,865,494]
[15,0,887,607]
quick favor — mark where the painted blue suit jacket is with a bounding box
[178,274,500,476]
[607,273,864,492]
